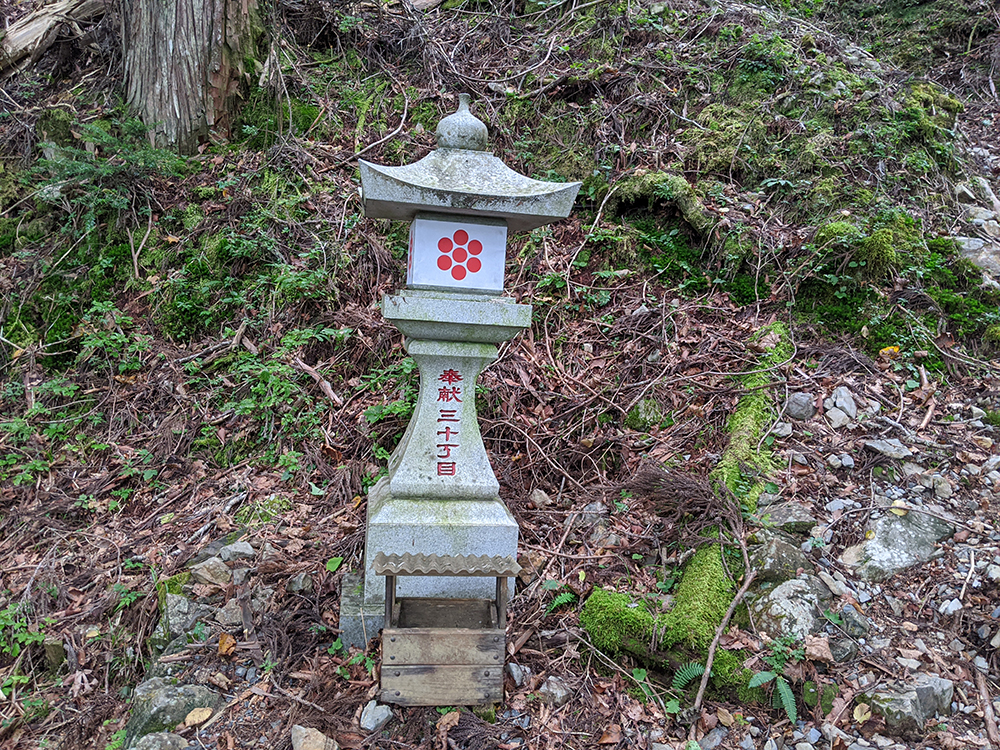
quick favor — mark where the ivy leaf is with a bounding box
[325,557,343,573]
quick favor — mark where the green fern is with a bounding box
[748,670,776,688]
[545,591,578,615]
[671,661,706,691]
[774,676,797,723]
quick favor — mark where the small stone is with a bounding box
[832,386,858,419]
[839,454,855,469]
[830,638,859,662]
[291,725,339,750]
[359,701,393,732]
[232,567,251,586]
[972,406,988,420]
[939,598,963,615]
[763,740,779,750]
[827,454,843,469]
[529,489,552,509]
[762,503,817,535]
[506,662,529,687]
[698,727,729,750]
[865,439,913,459]
[826,407,851,429]
[43,635,66,670]
[740,736,755,750]
[956,183,978,203]
[785,393,817,421]
[975,655,990,672]
[795,743,814,750]
[841,604,870,636]
[190,556,231,587]
[133,733,189,750]
[215,599,243,626]
[896,657,921,671]
[818,571,849,598]
[807,728,822,744]
[219,540,255,562]
[538,676,572,706]
[772,422,793,438]
[931,475,953,499]
[287,573,313,594]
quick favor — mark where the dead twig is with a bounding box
[976,670,1000,748]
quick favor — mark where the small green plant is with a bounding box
[542,579,578,615]
[671,661,706,691]
[104,729,127,750]
[0,602,51,658]
[749,635,804,722]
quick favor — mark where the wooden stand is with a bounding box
[374,552,521,707]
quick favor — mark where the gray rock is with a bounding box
[506,662,530,687]
[751,534,815,583]
[827,454,844,469]
[785,393,817,421]
[529,488,552,509]
[219,540,255,562]
[865,439,913,460]
[830,638,859,663]
[740,735,755,750]
[931,475,952,499]
[794,743,814,750]
[215,599,243,626]
[807,728,822,744]
[763,740,779,750]
[291,725,339,750]
[826,407,851,429]
[772,422,793,438]
[939,598,962,615]
[287,573,314,594]
[750,575,833,639]
[956,183,979,203]
[840,604,870,636]
[761,503,817,535]
[698,727,729,750]
[832,386,858,419]
[861,674,953,736]
[986,564,1000,582]
[131,733,189,750]
[43,635,66,670]
[817,571,849,598]
[538,676,572,706]
[124,678,220,748]
[839,454,855,469]
[844,506,956,581]
[190,556,231,587]
[359,701,393,732]
[153,594,213,649]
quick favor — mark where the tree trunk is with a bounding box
[123,0,260,154]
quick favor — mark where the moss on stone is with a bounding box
[613,171,716,237]
[662,545,735,649]
[711,323,791,509]
[625,399,662,431]
[857,227,898,278]
[579,587,657,654]
[814,221,862,250]
[985,324,1000,347]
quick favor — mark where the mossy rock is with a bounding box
[36,109,76,148]
[814,221,862,250]
[579,587,657,654]
[612,171,715,237]
[662,545,734,649]
[857,228,898,278]
[625,399,662,431]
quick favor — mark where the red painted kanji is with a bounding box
[437,427,459,442]
[437,462,457,476]
[437,409,459,422]
[437,386,462,402]
[437,445,454,459]
[439,369,462,384]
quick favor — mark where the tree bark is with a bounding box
[123,0,260,154]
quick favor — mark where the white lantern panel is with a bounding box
[407,214,507,294]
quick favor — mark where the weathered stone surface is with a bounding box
[190,556,231,587]
[751,575,832,639]
[826,407,851,429]
[761,503,817,536]
[383,291,532,344]
[698,727,729,750]
[218,540,255,562]
[130,732,189,750]
[860,675,953,736]
[771,421,793,438]
[955,236,1000,275]
[751,534,814,583]
[830,386,858,419]
[840,604,870,636]
[287,573,313,593]
[844,506,956,581]
[359,701,393,732]
[538,676,572,706]
[154,594,213,649]
[43,635,66,670]
[529,489,551,509]
[291,724,339,750]
[785,392,816,421]
[864,439,913,460]
[124,678,220,748]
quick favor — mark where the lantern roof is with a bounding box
[359,94,581,233]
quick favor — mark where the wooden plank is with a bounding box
[381,665,502,706]
[397,598,496,629]
[383,628,503,666]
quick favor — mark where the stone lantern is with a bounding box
[340,95,580,650]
